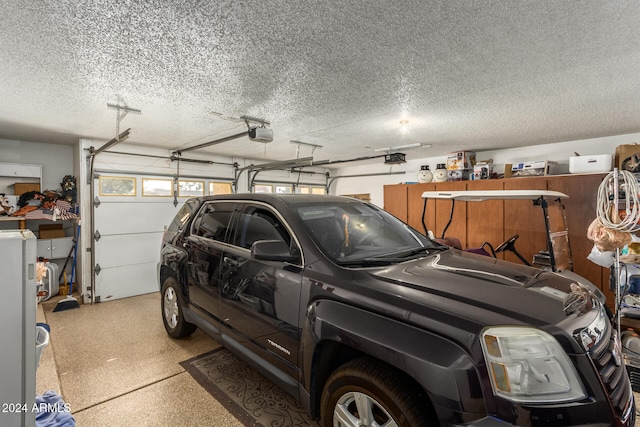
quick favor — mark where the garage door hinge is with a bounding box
[94,230,101,241]
[93,196,101,207]
[94,264,101,275]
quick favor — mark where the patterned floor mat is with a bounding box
[181,348,319,427]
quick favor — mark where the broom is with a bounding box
[53,223,81,312]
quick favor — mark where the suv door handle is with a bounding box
[223,256,238,266]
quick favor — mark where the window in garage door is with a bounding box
[142,178,172,196]
[254,184,273,193]
[209,182,233,195]
[297,186,326,194]
[93,174,182,302]
[276,185,292,194]
[178,180,204,197]
[99,176,136,196]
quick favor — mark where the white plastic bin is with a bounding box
[35,325,50,368]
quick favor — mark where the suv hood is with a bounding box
[370,249,591,328]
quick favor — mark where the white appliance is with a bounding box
[0,230,37,426]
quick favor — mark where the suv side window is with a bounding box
[168,199,198,232]
[232,206,291,250]
[192,202,234,242]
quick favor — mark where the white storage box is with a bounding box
[569,154,612,174]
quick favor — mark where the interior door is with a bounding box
[219,203,303,380]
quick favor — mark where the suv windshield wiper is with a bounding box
[337,246,445,267]
[394,246,445,257]
[337,258,400,267]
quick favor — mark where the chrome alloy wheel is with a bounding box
[334,391,398,427]
[163,286,179,329]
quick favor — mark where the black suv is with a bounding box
[158,194,635,426]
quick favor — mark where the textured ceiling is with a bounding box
[1,1,640,165]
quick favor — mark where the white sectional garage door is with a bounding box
[93,175,181,302]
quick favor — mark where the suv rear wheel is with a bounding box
[161,277,196,338]
[320,358,433,427]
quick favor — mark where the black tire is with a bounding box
[320,358,435,427]
[161,277,196,338]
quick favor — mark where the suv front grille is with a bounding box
[588,326,634,423]
[625,357,640,393]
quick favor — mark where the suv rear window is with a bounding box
[192,202,235,242]
[168,199,198,232]
[163,199,200,244]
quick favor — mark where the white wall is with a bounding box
[0,139,75,194]
[332,132,640,207]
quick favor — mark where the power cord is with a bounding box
[596,170,640,232]
[598,171,640,414]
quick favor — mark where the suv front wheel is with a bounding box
[161,277,196,338]
[320,358,433,427]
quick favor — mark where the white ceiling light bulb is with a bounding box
[399,120,409,133]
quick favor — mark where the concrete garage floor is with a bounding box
[37,293,243,426]
[37,293,640,426]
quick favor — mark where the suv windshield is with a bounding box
[295,201,438,264]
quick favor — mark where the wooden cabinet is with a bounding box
[503,177,548,265]
[546,174,611,303]
[384,174,608,299]
[407,183,435,233]
[383,184,408,222]
[465,180,505,257]
[433,181,468,248]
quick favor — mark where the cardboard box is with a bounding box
[446,151,476,170]
[510,160,558,177]
[473,162,493,180]
[39,224,65,239]
[504,163,514,178]
[13,182,40,195]
[447,169,472,181]
[615,143,640,170]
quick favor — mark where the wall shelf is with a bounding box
[0,162,42,195]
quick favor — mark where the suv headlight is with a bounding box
[481,326,587,403]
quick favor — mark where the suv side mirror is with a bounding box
[251,240,300,263]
